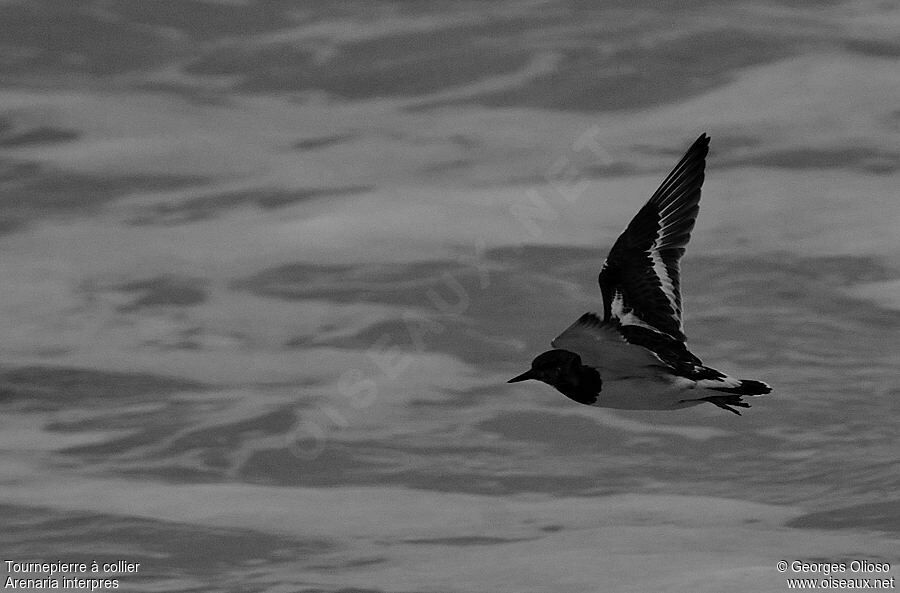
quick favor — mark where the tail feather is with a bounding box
[707,379,772,396]
[683,378,772,415]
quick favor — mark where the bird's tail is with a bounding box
[684,378,772,415]
[707,379,772,396]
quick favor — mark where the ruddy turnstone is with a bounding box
[508,134,771,414]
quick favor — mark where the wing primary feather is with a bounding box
[649,134,709,207]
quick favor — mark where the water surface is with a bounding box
[1,1,899,592]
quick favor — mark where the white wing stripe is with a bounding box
[649,247,679,313]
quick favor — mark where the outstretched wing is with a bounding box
[552,313,725,381]
[598,133,709,341]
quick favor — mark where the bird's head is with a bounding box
[507,349,581,386]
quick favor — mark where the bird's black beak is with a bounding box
[507,369,535,383]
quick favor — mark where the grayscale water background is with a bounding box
[0,1,898,592]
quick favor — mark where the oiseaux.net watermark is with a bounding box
[779,560,895,589]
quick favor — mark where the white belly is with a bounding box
[592,376,701,411]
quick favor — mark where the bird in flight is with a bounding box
[508,134,771,415]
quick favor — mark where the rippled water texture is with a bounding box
[1,1,899,592]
